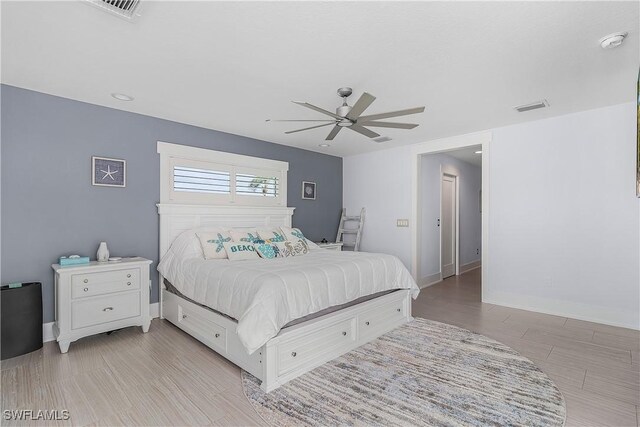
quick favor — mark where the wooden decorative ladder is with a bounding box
[336,208,365,251]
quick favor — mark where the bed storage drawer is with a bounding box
[358,293,408,342]
[277,317,356,376]
[177,302,227,353]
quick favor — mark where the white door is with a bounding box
[441,174,457,279]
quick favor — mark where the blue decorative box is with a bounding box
[59,256,90,266]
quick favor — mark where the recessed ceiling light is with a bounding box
[111,93,134,101]
[599,32,627,49]
[475,151,482,154]
[318,143,331,147]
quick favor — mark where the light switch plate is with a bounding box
[396,219,409,227]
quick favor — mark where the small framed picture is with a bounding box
[92,156,126,187]
[302,181,316,200]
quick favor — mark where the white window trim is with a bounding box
[158,141,289,206]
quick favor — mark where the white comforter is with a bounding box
[158,248,419,354]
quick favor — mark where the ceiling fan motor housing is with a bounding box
[336,104,353,118]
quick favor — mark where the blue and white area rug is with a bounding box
[243,318,565,426]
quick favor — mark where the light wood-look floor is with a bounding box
[2,268,638,426]
[413,269,640,427]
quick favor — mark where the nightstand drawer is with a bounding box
[71,292,140,330]
[71,269,139,299]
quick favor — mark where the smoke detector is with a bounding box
[599,32,627,49]
[514,100,549,113]
[85,0,142,21]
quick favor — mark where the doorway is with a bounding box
[415,141,484,289]
[441,173,457,279]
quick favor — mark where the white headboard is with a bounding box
[156,203,295,260]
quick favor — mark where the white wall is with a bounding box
[421,153,482,281]
[342,145,413,266]
[343,102,640,329]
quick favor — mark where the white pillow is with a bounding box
[196,230,232,260]
[280,226,308,243]
[275,239,309,257]
[257,228,286,243]
[230,228,260,243]
[223,241,259,261]
[159,229,205,265]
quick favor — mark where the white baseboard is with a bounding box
[43,322,55,343]
[42,302,162,343]
[149,302,160,318]
[459,260,481,274]
[419,272,442,289]
[483,293,640,331]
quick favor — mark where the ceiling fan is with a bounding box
[268,87,425,141]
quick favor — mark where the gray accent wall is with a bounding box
[1,85,343,323]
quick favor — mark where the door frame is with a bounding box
[411,131,491,295]
[440,171,460,278]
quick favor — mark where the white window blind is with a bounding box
[173,166,231,194]
[159,142,288,206]
[235,171,279,198]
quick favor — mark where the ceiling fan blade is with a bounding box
[358,106,425,122]
[267,119,336,122]
[326,125,342,140]
[348,124,380,139]
[285,123,334,134]
[346,92,376,120]
[292,101,342,120]
[358,121,419,129]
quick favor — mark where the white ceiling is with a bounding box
[442,145,483,168]
[2,1,638,157]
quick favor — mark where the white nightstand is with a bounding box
[51,257,152,353]
[316,242,343,251]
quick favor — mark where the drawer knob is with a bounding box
[365,321,370,326]
[127,274,131,278]
[342,331,347,336]
[291,351,297,357]
[127,282,131,286]
[83,279,88,284]
[103,307,114,312]
[214,333,220,338]
[182,314,187,319]
[397,308,401,312]
[83,287,88,292]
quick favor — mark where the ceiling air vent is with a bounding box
[515,100,549,113]
[372,136,392,143]
[85,0,142,21]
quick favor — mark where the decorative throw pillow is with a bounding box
[196,231,232,259]
[275,239,309,257]
[230,228,260,244]
[254,242,281,259]
[222,242,259,261]
[257,228,286,243]
[280,226,308,244]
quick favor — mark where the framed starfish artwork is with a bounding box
[92,156,126,187]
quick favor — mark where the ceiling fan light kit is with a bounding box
[270,87,425,141]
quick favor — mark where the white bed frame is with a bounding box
[158,203,413,392]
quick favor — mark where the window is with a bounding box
[159,142,288,206]
[173,166,231,194]
[235,171,279,198]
